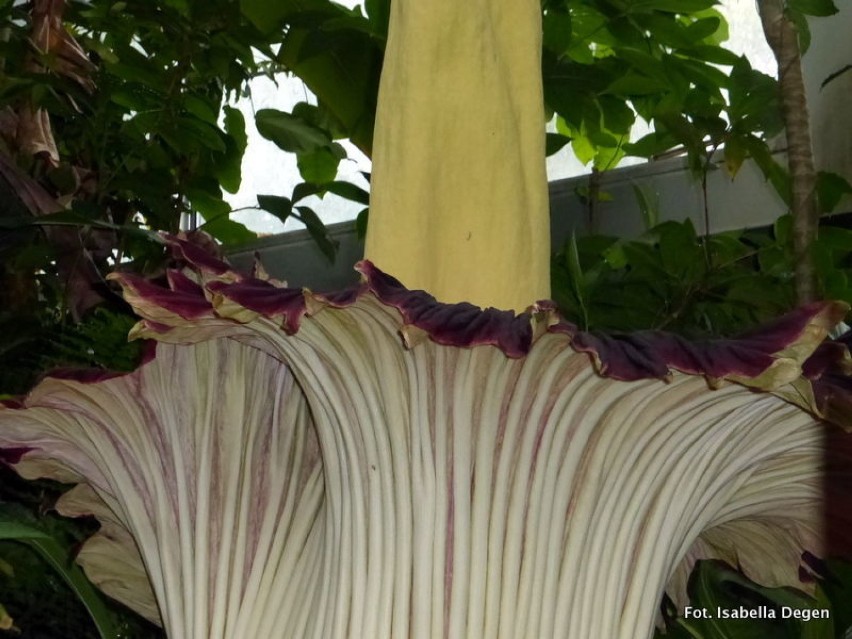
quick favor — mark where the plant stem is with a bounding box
[757,0,819,304]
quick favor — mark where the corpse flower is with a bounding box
[2,0,852,638]
[1,248,851,638]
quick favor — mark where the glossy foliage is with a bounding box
[552,215,852,337]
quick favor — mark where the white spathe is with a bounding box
[0,292,826,638]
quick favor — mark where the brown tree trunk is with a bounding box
[758,0,820,304]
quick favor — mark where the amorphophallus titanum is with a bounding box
[2,1,852,638]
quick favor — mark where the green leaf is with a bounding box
[743,136,791,204]
[627,0,718,13]
[818,559,852,633]
[216,107,248,194]
[0,507,119,639]
[294,205,338,262]
[634,14,695,49]
[681,44,740,66]
[673,560,834,639]
[199,215,256,246]
[603,240,628,269]
[789,0,838,16]
[598,96,634,135]
[568,4,614,48]
[175,117,227,153]
[821,64,852,90]
[163,0,189,16]
[592,143,625,171]
[257,194,293,222]
[570,132,596,166]
[277,23,382,155]
[292,182,323,203]
[365,0,390,36]
[632,183,659,230]
[543,9,572,55]
[728,57,783,136]
[297,143,346,184]
[624,131,677,158]
[546,132,572,156]
[816,171,852,213]
[355,207,369,239]
[109,86,160,112]
[0,211,162,242]
[566,233,589,329]
[223,106,248,153]
[774,213,793,246]
[187,187,230,220]
[184,95,219,125]
[240,0,324,32]
[685,17,723,43]
[605,72,671,95]
[692,8,729,45]
[657,220,701,281]
[324,180,370,205]
[255,109,334,154]
[616,48,671,82]
[291,102,347,141]
[191,190,255,245]
[787,8,813,53]
[722,135,748,178]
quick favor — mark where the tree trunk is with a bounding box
[757,0,820,304]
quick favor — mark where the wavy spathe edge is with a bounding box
[108,236,851,424]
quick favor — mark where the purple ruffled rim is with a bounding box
[127,238,850,383]
[0,446,32,464]
[565,303,842,382]
[803,331,852,427]
[4,237,850,420]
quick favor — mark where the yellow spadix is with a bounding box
[365,0,550,312]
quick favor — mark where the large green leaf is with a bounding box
[364,0,390,37]
[297,143,346,183]
[0,506,119,639]
[821,64,852,90]
[257,194,293,222]
[239,0,327,32]
[722,133,748,177]
[667,560,834,639]
[744,135,792,205]
[324,180,370,205]
[293,205,338,261]
[277,23,382,156]
[0,211,163,242]
[627,0,719,14]
[216,106,248,194]
[728,58,783,136]
[816,171,852,214]
[543,9,572,56]
[255,109,334,154]
[657,219,703,281]
[223,105,248,152]
[546,132,572,156]
[789,0,839,17]
[198,215,257,245]
[565,233,590,329]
